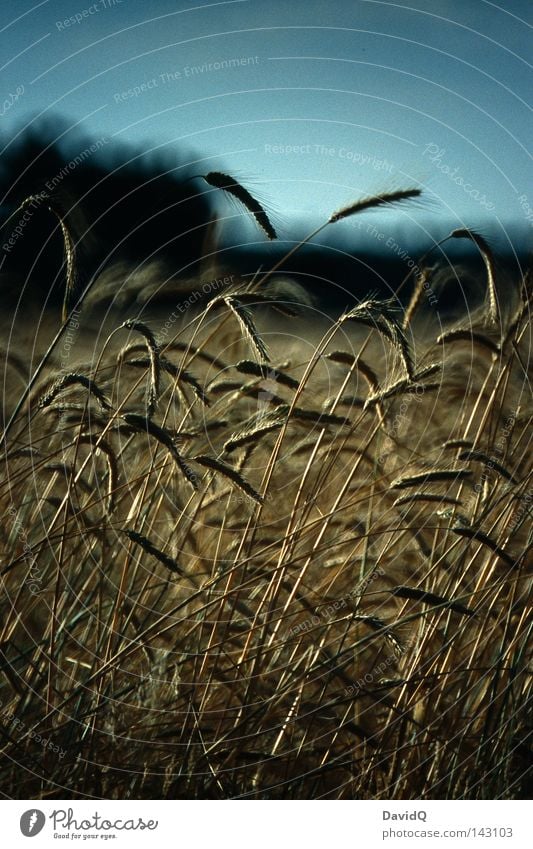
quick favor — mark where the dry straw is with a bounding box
[0,172,530,801]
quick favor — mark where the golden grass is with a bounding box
[0,188,531,800]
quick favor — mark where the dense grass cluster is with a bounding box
[0,176,531,799]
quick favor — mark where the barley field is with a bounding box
[0,177,531,800]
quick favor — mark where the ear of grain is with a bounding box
[365,377,441,407]
[121,320,161,417]
[458,449,518,483]
[13,195,77,322]
[125,356,210,406]
[326,352,380,394]
[77,434,119,514]
[124,529,185,576]
[208,378,245,395]
[236,360,299,390]
[352,614,405,656]
[403,268,431,328]
[393,493,463,508]
[290,406,351,427]
[323,394,365,410]
[241,382,286,407]
[56,210,77,323]
[193,455,263,504]
[345,299,414,378]
[437,329,500,355]
[450,523,517,568]
[223,296,270,362]
[38,373,111,413]
[122,413,198,490]
[234,292,299,317]
[329,188,422,224]
[391,586,474,616]
[224,408,288,452]
[392,469,472,489]
[450,229,499,325]
[203,172,277,240]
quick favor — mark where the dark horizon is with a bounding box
[1,123,529,318]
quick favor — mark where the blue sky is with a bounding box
[1,0,531,249]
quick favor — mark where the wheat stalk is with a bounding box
[125,355,210,406]
[203,172,277,240]
[124,529,185,576]
[221,296,270,361]
[77,434,119,514]
[192,455,263,504]
[120,320,161,417]
[235,360,299,390]
[450,229,499,325]
[38,372,111,413]
[0,192,76,320]
[392,468,472,489]
[121,413,198,489]
[403,268,432,328]
[224,408,288,452]
[391,586,474,616]
[329,188,422,224]
[437,329,501,355]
